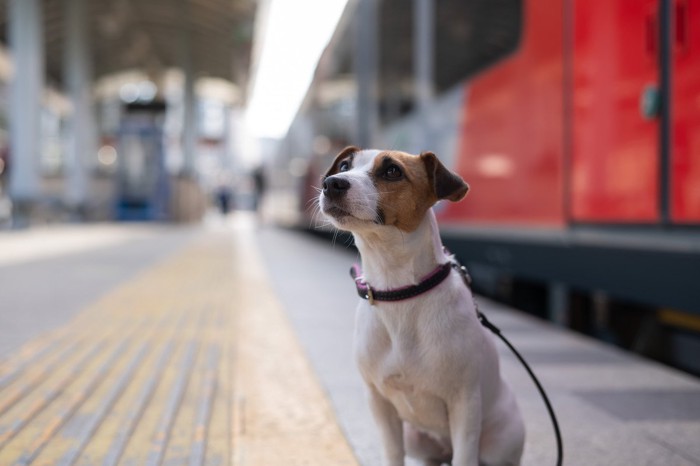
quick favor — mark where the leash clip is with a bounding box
[366,286,375,305]
[452,262,472,287]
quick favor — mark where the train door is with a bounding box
[672,0,700,223]
[570,0,660,223]
[572,0,700,225]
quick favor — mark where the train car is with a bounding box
[269,0,700,373]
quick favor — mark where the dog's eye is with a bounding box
[338,160,350,172]
[384,165,403,180]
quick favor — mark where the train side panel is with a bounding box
[672,0,700,223]
[571,0,660,223]
[440,0,565,226]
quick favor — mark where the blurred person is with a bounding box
[252,165,267,219]
[214,183,233,215]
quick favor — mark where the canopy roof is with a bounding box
[0,0,256,91]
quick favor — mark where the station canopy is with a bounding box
[0,0,256,91]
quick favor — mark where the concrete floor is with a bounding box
[1,215,699,465]
[257,226,700,466]
[0,223,198,357]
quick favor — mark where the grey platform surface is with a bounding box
[0,223,198,357]
[258,227,700,466]
[1,220,698,465]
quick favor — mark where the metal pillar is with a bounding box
[182,65,197,175]
[180,0,197,175]
[8,0,44,224]
[64,0,96,213]
[414,0,435,151]
[354,0,379,148]
[222,105,234,171]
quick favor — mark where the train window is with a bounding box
[376,0,522,125]
[435,0,522,92]
[378,0,415,125]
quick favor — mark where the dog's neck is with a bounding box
[352,209,448,290]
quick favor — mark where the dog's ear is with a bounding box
[420,151,469,202]
[323,146,360,178]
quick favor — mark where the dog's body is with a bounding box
[320,148,525,466]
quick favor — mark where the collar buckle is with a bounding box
[366,286,374,305]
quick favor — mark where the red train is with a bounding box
[269,0,700,372]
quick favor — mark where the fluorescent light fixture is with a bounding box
[245,0,349,139]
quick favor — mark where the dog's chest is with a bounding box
[354,302,465,433]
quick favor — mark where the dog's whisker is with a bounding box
[307,199,330,231]
[305,197,319,209]
[306,202,322,229]
[331,228,341,247]
[312,210,331,230]
[344,234,355,248]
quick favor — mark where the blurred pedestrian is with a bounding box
[252,165,266,220]
[214,183,232,215]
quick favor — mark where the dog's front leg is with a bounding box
[448,389,482,466]
[368,385,405,466]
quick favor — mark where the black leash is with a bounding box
[349,256,563,464]
[477,310,563,466]
[454,262,563,466]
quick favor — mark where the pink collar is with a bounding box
[349,262,454,305]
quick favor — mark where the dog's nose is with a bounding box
[322,175,350,198]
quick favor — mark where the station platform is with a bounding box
[0,213,698,466]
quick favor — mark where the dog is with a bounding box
[319,147,525,466]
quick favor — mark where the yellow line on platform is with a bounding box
[0,218,359,466]
[230,221,359,466]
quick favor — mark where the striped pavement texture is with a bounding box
[0,226,359,466]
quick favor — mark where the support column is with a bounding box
[8,0,44,225]
[171,0,205,222]
[64,0,96,215]
[180,0,196,175]
[354,0,379,148]
[182,68,197,175]
[413,0,435,151]
[222,105,234,171]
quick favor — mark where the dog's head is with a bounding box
[319,147,468,232]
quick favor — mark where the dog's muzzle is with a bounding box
[322,175,350,200]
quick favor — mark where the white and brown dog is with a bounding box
[319,147,525,466]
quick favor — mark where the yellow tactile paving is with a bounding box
[231,226,359,466]
[0,220,359,466]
